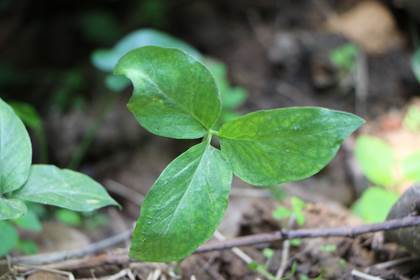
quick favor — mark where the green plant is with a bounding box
[351,135,420,222]
[0,98,117,256]
[329,43,359,72]
[114,46,364,262]
[273,196,306,226]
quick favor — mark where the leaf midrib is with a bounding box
[162,144,210,235]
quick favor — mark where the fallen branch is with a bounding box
[5,230,131,266]
[5,216,420,270]
[196,215,420,253]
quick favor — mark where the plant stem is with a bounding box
[209,129,220,136]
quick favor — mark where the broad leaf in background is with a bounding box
[411,48,420,83]
[352,187,398,222]
[115,46,221,139]
[92,28,201,72]
[402,151,420,182]
[0,198,27,220]
[0,221,18,256]
[355,136,395,187]
[13,165,118,212]
[204,59,247,111]
[130,142,232,261]
[0,98,32,194]
[104,74,130,92]
[219,107,364,186]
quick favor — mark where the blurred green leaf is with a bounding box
[330,43,358,71]
[9,101,42,129]
[401,151,420,182]
[320,244,337,253]
[55,209,82,227]
[262,248,274,259]
[273,207,291,220]
[411,48,420,83]
[204,59,247,113]
[352,187,398,222]
[14,210,42,232]
[0,221,18,256]
[290,238,302,247]
[92,29,201,72]
[403,105,420,131]
[105,75,130,92]
[16,240,38,255]
[355,136,395,187]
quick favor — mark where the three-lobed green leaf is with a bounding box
[115,46,222,139]
[0,98,32,194]
[12,164,119,212]
[130,141,232,261]
[115,47,365,262]
[219,107,364,186]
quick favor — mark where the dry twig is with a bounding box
[4,216,420,271]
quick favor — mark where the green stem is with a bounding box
[209,129,220,136]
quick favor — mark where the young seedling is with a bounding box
[0,98,117,255]
[114,46,364,262]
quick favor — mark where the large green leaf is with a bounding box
[0,98,32,194]
[130,141,232,262]
[115,46,221,139]
[0,221,19,256]
[12,164,118,212]
[219,107,364,186]
[355,136,395,187]
[93,28,201,72]
[0,197,27,220]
